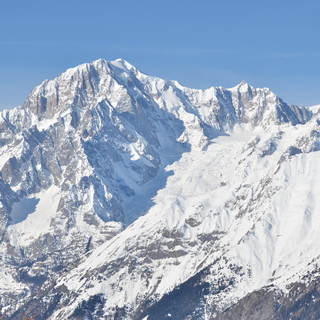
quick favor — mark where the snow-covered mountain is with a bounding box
[1,59,319,319]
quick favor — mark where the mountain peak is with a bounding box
[110,58,139,73]
[233,80,251,91]
[20,59,310,129]
[112,57,131,65]
[239,80,249,86]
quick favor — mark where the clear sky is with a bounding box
[1,0,320,109]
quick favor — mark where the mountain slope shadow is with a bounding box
[81,94,193,226]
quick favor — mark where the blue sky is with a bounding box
[1,0,320,109]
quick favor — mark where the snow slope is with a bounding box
[48,116,320,319]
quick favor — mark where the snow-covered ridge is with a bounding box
[308,104,320,113]
[20,58,311,127]
[0,58,319,319]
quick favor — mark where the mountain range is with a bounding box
[1,59,320,319]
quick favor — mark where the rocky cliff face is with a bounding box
[0,59,319,319]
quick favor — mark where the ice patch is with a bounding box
[8,185,61,246]
[10,197,40,224]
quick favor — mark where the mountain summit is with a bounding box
[1,59,320,319]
